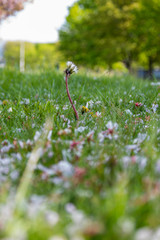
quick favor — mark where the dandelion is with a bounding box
[65,61,79,120]
[65,61,78,75]
[81,106,98,117]
[81,106,89,114]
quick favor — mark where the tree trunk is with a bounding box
[148,56,154,80]
[123,58,132,73]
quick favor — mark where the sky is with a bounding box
[0,0,76,43]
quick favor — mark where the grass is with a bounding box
[0,68,160,240]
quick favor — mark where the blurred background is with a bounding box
[0,0,160,79]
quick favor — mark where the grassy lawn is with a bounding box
[0,69,160,240]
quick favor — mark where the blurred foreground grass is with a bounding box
[0,69,160,240]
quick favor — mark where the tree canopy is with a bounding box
[59,0,160,75]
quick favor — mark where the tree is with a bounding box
[59,0,139,70]
[59,0,160,76]
[132,0,160,78]
[0,0,32,21]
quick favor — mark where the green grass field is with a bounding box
[0,69,160,240]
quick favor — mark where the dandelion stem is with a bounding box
[65,73,79,120]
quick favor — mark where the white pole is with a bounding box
[20,41,25,72]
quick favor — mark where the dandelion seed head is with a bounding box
[65,61,78,75]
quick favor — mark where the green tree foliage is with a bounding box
[4,41,62,71]
[59,0,160,74]
[59,0,139,69]
[132,0,160,77]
